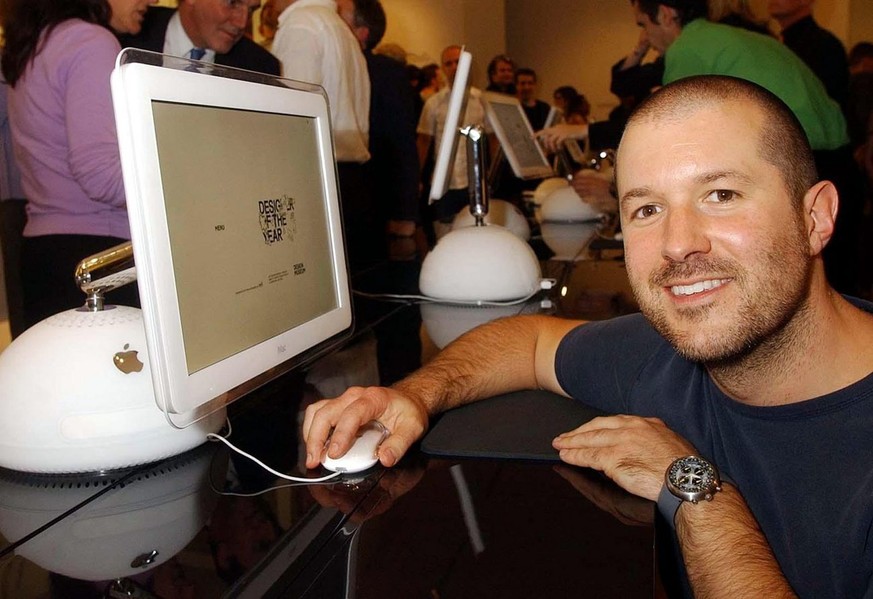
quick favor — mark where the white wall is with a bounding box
[380,0,505,89]
[505,1,640,121]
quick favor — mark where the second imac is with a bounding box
[419,49,543,304]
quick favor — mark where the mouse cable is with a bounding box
[207,432,342,483]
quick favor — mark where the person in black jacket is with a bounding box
[118,1,280,76]
[769,0,849,110]
[338,0,421,261]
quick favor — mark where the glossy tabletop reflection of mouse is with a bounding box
[321,421,389,473]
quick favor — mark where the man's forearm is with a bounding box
[391,315,575,416]
[677,485,797,598]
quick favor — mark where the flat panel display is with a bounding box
[482,92,553,180]
[111,52,353,427]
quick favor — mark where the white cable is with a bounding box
[353,280,556,307]
[207,432,342,483]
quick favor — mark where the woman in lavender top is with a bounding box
[1,0,154,329]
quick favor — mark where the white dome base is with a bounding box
[419,224,542,303]
[0,306,225,473]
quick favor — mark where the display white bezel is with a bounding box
[111,54,352,427]
[429,49,473,202]
[482,92,553,180]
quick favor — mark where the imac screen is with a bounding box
[150,101,337,374]
[482,93,552,180]
[488,102,550,175]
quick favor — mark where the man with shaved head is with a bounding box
[302,76,873,598]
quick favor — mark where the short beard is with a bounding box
[635,234,813,367]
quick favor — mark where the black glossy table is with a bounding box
[0,246,657,598]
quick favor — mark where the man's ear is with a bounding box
[803,180,838,256]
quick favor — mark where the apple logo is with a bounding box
[113,343,144,374]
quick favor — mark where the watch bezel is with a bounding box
[665,455,722,504]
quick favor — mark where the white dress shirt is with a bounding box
[273,0,370,163]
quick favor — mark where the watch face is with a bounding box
[667,456,720,502]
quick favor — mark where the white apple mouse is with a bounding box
[321,420,389,473]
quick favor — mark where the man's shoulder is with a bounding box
[785,16,847,53]
[367,53,406,80]
[559,313,667,358]
[217,37,281,76]
[280,0,340,29]
[554,313,679,409]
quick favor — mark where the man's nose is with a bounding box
[661,204,711,262]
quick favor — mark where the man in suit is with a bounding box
[119,0,280,76]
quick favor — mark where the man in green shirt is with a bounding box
[638,0,846,151]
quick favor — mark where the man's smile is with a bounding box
[670,278,731,297]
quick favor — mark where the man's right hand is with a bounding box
[302,385,430,470]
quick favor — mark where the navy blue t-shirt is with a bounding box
[555,311,873,598]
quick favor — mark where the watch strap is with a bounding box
[657,481,684,527]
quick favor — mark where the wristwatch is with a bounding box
[657,455,723,526]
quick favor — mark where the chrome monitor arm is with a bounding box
[74,242,137,312]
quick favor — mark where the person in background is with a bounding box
[847,42,873,152]
[486,54,515,95]
[848,42,873,296]
[0,2,26,340]
[118,0,280,75]
[258,0,278,51]
[0,72,25,340]
[768,0,849,110]
[562,93,591,125]
[2,0,155,330]
[850,42,873,75]
[272,0,373,270]
[337,0,421,261]
[515,68,551,132]
[710,0,770,33]
[552,85,580,116]
[609,0,770,128]
[418,63,441,102]
[579,0,773,210]
[372,41,406,64]
[405,64,424,121]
